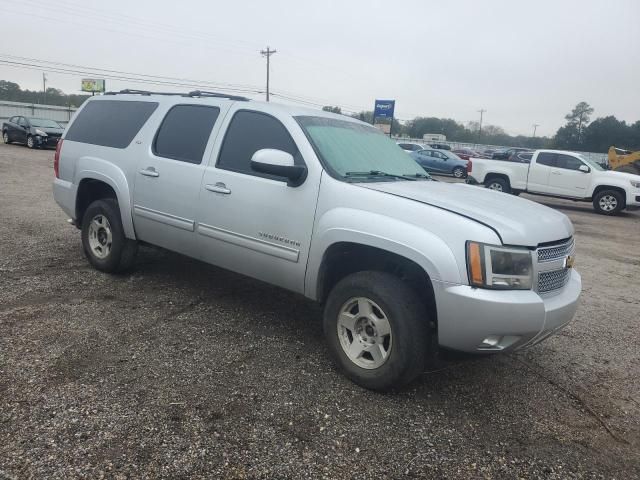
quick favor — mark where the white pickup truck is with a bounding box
[467,149,640,215]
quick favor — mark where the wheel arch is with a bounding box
[592,185,627,207]
[74,160,136,239]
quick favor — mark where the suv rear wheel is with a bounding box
[323,271,429,391]
[81,199,138,272]
[593,189,624,215]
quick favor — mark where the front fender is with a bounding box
[75,157,136,239]
[304,208,462,300]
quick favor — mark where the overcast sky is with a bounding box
[1,0,638,136]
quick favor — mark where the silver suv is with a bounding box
[53,90,581,390]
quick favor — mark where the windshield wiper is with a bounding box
[403,172,431,179]
[345,170,416,181]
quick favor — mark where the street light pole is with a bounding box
[477,108,486,140]
[532,123,540,137]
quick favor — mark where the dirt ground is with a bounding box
[1,142,639,479]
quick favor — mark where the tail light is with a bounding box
[467,158,473,173]
[54,139,63,178]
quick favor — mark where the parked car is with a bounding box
[397,142,425,152]
[492,147,529,160]
[429,143,451,151]
[451,148,482,160]
[411,148,468,178]
[467,150,640,215]
[53,91,581,390]
[2,116,64,148]
[508,151,534,163]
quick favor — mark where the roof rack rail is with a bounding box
[105,89,186,96]
[104,89,249,101]
[187,90,249,101]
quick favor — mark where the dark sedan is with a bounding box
[2,116,64,148]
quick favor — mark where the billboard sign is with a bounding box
[373,99,395,119]
[81,78,105,93]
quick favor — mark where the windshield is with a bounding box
[577,154,605,171]
[296,116,429,181]
[29,118,62,128]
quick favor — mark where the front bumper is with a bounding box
[433,269,581,352]
[35,135,61,147]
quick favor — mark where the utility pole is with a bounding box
[477,108,486,139]
[532,123,539,137]
[260,46,276,102]
[42,73,47,105]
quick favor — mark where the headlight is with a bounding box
[35,129,47,136]
[631,180,640,189]
[467,241,533,290]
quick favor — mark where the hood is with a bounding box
[39,127,64,134]
[361,181,574,247]
[602,170,639,182]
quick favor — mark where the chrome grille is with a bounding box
[538,269,570,293]
[537,238,574,262]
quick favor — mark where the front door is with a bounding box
[196,107,321,293]
[16,117,28,143]
[547,153,591,197]
[133,103,226,257]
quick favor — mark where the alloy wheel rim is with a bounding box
[27,137,34,147]
[599,195,617,211]
[3,132,8,143]
[87,214,113,259]
[454,168,464,178]
[337,297,392,369]
[489,182,503,191]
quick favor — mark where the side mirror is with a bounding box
[578,164,590,173]
[250,149,307,187]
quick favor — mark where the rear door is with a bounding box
[547,153,590,197]
[133,102,229,257]
[196,106,321,293]
[526,152,556,193]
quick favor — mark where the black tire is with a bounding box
[2,131,10,144]
[323,271,429,391]
[452,166,466,179]
[593,189,624,215]
[26,135,36,149]
[485,177,511,194]
[81,199,138,272]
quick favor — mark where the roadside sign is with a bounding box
[373,100,395,119]
[81,79,105,93]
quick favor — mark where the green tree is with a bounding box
[322,105,342,114]
[564,101,594,145]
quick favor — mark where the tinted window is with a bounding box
[9,116,17,123]
[536,152,556,167]
[65,100,158,148]
[18,117,27,126]
[556,154,584,171]
[217,111,301,180]
[398,143,410,149]
[153,105,220,164]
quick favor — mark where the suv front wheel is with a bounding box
[81,199,138,272]
[323,271,429,391]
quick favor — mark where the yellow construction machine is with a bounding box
[608,146,640,175]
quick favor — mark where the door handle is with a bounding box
[139,167,159,178]
[551,170,561,175]
[205,182,231,194]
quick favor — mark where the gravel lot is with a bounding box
[1,143,639,479]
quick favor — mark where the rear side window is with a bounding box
[153,105,220,164]
[217,110,301,180]
[536,152,556,167]
[65,100,158,148]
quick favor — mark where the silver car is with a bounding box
[53,91,581,390]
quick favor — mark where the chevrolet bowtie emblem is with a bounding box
[564,255,575,269]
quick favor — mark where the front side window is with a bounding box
[18,117,27,127]
[217,110,301,180]
[536,152,556,167]
[65,100,158,149]
[296,116,428,181]
[153,105,220,164]
[556,154,584,171]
